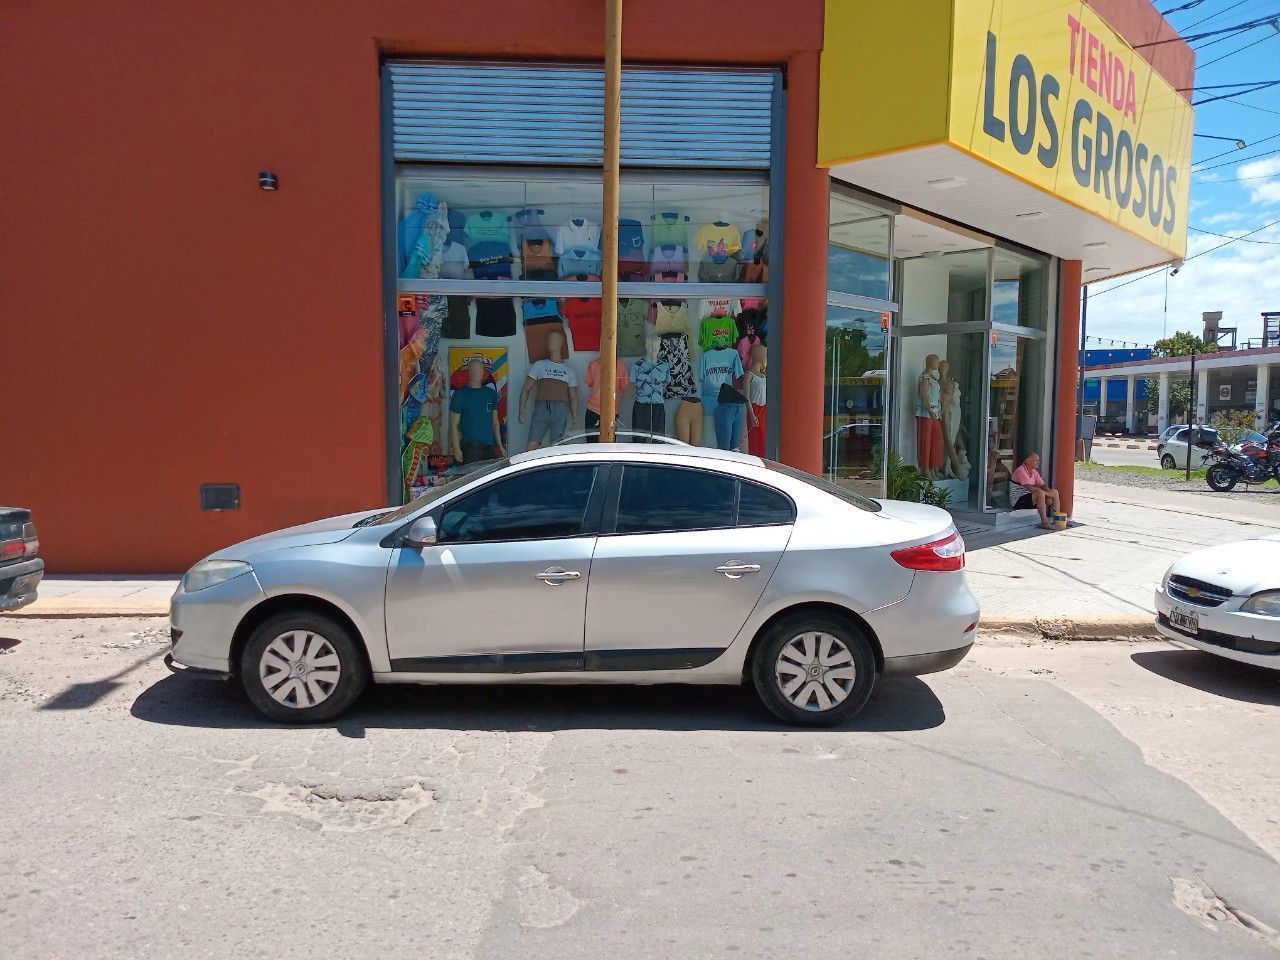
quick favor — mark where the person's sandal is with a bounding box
[1039,521,1054,530]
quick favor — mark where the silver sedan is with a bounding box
[169,444,979,727]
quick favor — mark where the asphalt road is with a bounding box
[1091,441,1160,468]
[1,619,1278,960]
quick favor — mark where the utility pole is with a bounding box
[1076,285,1089,456]
[1185,350,1196,480]
[598,0,622,442]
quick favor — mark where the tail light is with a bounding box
[22,522,39,557]
[891,531,965,571]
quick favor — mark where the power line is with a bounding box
[1198,28,1280,68]
[1190,224,1280,244]
[1194,144,1280,173]
[1183,0,1250,31]
[1192,130,1280,168]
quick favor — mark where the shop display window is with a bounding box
[393,168,769,500]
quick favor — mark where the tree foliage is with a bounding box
[1147,330,1213,420]
[1152,331,1215,358]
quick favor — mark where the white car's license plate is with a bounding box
[1169,607,1199,634]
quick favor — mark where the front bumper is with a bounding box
[1154,587,1280,670]
[169,568,267,673]
[0,557,45,612]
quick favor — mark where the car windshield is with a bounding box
[764,460,882,513]
[1239,431,1267,445]
[357,459,511,527]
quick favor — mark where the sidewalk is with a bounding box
[7,479,1280,633]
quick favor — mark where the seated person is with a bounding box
[1010,452,1061,530]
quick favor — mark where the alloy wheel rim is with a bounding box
[260,630,342,709]
[775,631,856,712]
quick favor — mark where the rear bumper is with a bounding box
[882,642,973,676]
[0,557,44,612]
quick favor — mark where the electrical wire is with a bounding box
[1198,28,1280,68]
[1192,130,1280,168]
[1190,225,1280,243]
[1183,0,1250,31]
[1194,144,1280,173]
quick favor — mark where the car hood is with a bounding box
[213,508,391,561]
[1170,537,1280,596]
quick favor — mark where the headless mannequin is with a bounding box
[518,330,578,450]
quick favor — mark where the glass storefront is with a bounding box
[394,168,770,500]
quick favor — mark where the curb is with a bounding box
[980,615,1158,639]
[3,600,169,619]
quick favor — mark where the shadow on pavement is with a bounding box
[130,671,946,734]
[0,637,20,651]
[40,648,166,710]
[1131,649,1280,706]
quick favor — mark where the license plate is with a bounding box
[1169,607,1199,634]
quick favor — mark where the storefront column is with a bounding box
[1157,372,1170,433]
[1124,377,1136,433]
[1054,260,1082,516]
[1196,367,1209,422]
[1255,363,1270,427]
[1098,377,1109,417]
[779,49,828,475]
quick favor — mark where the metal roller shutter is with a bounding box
[387,61,774,169]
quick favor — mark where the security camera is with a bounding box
[258,171,279,191]
[1170,259,1184,276]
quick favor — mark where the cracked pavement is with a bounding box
[1,618,1278,959]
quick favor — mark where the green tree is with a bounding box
[1152,331,1214,358]
[1147,330,1215,421]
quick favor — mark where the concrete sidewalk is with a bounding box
[7,478,1279,633]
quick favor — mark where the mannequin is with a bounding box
[745,342,767,457]
[939,359,969,480]
[519,330,578,450]
[700,339,745,450]
[451,358,505,464]
[915,354,943,480]
[631,336,672,442]
[658,332,700,445]
[585,354,630,441]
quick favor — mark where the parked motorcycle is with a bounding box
[1204,426,1280,491]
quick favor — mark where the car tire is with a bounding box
[751,614,876,727]
[239,611,368,723]
[1160,454,1177,470]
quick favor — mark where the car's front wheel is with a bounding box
[751,614,876,727]
[239,612,368,722]
[1160,453,1177,470]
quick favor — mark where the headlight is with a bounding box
[1160,567,1173,591]
[1242,590,1280,617]
[183,559,252,593]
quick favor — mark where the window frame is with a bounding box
[429,462,608,546]
[600,462,796,536]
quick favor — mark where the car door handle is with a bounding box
[715,561,761,579]
[536,567,582,584]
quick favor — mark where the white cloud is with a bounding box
[1239,156,1280,179]
[1200,210,1246,227]
[1238,156,1280,207]
[1086,220,1280,348]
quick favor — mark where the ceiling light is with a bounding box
[1014,210,1048,220]
[1083,241,1110,250]
[927,176,967,190]
[1086,266,1111,273]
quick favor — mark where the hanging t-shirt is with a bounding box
[618,218,645,256]
[527,358,578,403]
[698,315,738,351]
[657,333,696,399]
[654,301,689,335]
[618,254,648,282]
[440,241,470,280]
[557,247,603,279]
[465,210,512,280]
[699,347,745,404]
[736,333,762,367]
[521,237,556,279]
[631,359,672,405]
[585,359,630,414]
[450,384,499,444]
[703,297,735,318]
[617,299,648,357]
[509,208,550,246]
[465,210,511,246]
[698,257,740,284]
[446,207,468,247]
[650,212,689,249]
[741,228,768,263]
[650,244,686,276]
[521,297,560,323]
[555,217,601,255]
[693,222,742,262]
[475,298,516,337]
[562,297,602,351]
[443,297,472,339]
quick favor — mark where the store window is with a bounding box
[394,168,769,500]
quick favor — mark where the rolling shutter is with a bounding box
[387,61,774,169]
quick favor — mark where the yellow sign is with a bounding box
[819,0,1193,257]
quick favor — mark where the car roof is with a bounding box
[510,443,767,469]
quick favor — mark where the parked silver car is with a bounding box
[169,445,979,727]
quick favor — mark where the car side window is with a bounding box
[614,465,736,534]
[736,480,795,526]
[1174,429,1187,443]
[436,465,598,544]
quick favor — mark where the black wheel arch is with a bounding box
[741,601,885,683]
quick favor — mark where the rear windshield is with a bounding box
[764,460,882,513]
[359,459,511,527]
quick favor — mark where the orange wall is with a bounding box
[0,1,824,573]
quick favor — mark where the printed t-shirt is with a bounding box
[555,217,601,255]
[465,210,513,280]
[451,385,498,443]
[698,257,740,284]
[699,315,738,351]
[1010,464,1045,489]
[699,348,745,404]
[441,241,470,279]
[657,333,695,399]
[527,359,578,403]
[521,297,560,323]
[693,222,742,262]
[585,359,630,414]
[618,219,645,257]
[562,297,602,351]
[557,247,603,279]
[465,210,511,246]
[703,297,734,318]
[617,299,648,357]
[650,245,686,275]
[631,359,671,405]
[651,212,689,249]
[654,301,689,335]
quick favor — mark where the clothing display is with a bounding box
[748,401,766,456]
[654,301,689,335]
[397,193,439,277]
[741,227,768,264]
[451,384,499,444]
[916,416,943,470]
[446,207,467,246]
[698,256,740,284]
[713,400,745,451]
[704,297,735,318]
[651,268,687,284]
[617,299,647,357]
[618,255,647,282]
[585,359,630,414]
[736,332,762,367]
[631,358,671,405]
[528,399,570,445]
[698,315,738,352]
[464,209,512,280]
[658,332,695,399]
[440,241,470,280]
[521,297,559,323]
[693,221,741,262]
[523,318,567,364]
[443,297,472,339]
[475,298,516,337]
[464,210,511,246]
[584,408,604,442]
[650,245,686,276]
[526,358,578,402]
[459,440,493,464]
[650,212,690,249]
[699,347,744,406]
[509,208,549,246]
[555,217,601,255]
[618,218,645,258]
[520,237,556,279]
[632,401,666,440]
[557,247,603,279]
[562,297,602,351]
[674,398,703,445]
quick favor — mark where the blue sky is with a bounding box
[1086,0,1280,348]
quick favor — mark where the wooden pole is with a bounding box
[598,0,622,442]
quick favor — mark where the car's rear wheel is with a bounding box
[1160,454,1177,470]
[239,612,368,723]
[751,614,875,727]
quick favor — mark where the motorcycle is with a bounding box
[1204,426,1280,492]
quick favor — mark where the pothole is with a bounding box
[1171,876,1280,950]
[245,779,437,832]
[516,865,581,929]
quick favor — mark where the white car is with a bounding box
[1156,425,1219,470]
[1155,537,1280,669]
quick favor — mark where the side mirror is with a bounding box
[402,516,437,549]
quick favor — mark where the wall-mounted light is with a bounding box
[1014,210,1048,220]
[258,171,279,191]
[1086,266,1111,274]
[927,176,967,190]
[1083,241,1110,250]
